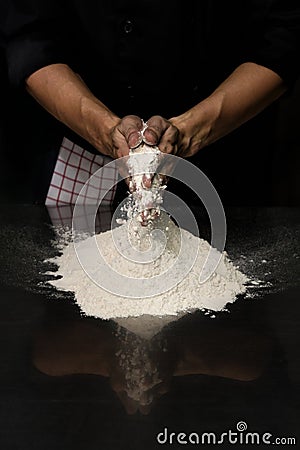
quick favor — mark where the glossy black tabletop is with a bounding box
[0,205,299,450]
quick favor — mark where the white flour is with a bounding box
[47,212,248,337]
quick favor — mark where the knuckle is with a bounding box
[122,115,142,127]
[146,125,160,134]
[147,115,164,127]
[171,125,179,135]
[126,125,138,134]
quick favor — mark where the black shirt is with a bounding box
[1,0,300,203]
[1,0,300,116]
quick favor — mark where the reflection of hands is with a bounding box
[109,360,160,415]
[109,337,177,415]
[174,324,273,381]
[32,314,273,418]
[110,374,170,415]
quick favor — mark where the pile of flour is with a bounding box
[47,213,248,329]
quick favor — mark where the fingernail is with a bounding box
[143,129,158,145]
[129,131,142,149]
[142,174,152,188]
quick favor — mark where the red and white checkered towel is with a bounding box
[46,204,113,232]
[45,137,118,206]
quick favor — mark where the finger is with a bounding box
[110,375,124,393]
[139,403,152,415]
[157,124,179,154]
[126,177,135,193]
[156,152,178,177]
[142,174,152,189]
[118,115,144,149]
[116,390,139,415]
[144,116,170,145]
[156,382,170,395]
[151,173,168,187]
[115,156,130,181]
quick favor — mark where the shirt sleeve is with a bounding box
[0,0,68,88]
[249,0,300,86]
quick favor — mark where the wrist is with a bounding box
[170,94,223,156]
[80,97,120,155]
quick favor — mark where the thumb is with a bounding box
[143,116,170,145]
[118,115,144,148]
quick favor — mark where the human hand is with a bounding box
[110,115,144,158]
[143,115,180,155]
[144,109,210,158]
[109,335,177,415]
[110,363,166,415]
[169,108,210,157]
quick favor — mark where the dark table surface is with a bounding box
[0,205,299,450]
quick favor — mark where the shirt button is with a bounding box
[124,19,133,34]
[127,85,135,99]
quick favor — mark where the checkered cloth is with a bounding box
[46,204,113,232]
[45,137,118,206]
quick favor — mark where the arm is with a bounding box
[173,328,272,382]
[144,62,286,156]
[33,322,115,377]
[144,0,300,155]
[171,62,286,156]
[0,0,143,158]
[26,63,143,158]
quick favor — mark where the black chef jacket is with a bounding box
[2,0,300,111]
[0,0,300,203]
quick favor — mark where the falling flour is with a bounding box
[117,143,165,225]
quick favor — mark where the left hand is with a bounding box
[144,111,209,158]
[143,115,180,154]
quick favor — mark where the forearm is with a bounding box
[26,63,120,155]
[174,332,271,382]
[171,62,287,156]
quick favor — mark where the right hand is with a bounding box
[110,115,144,158]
